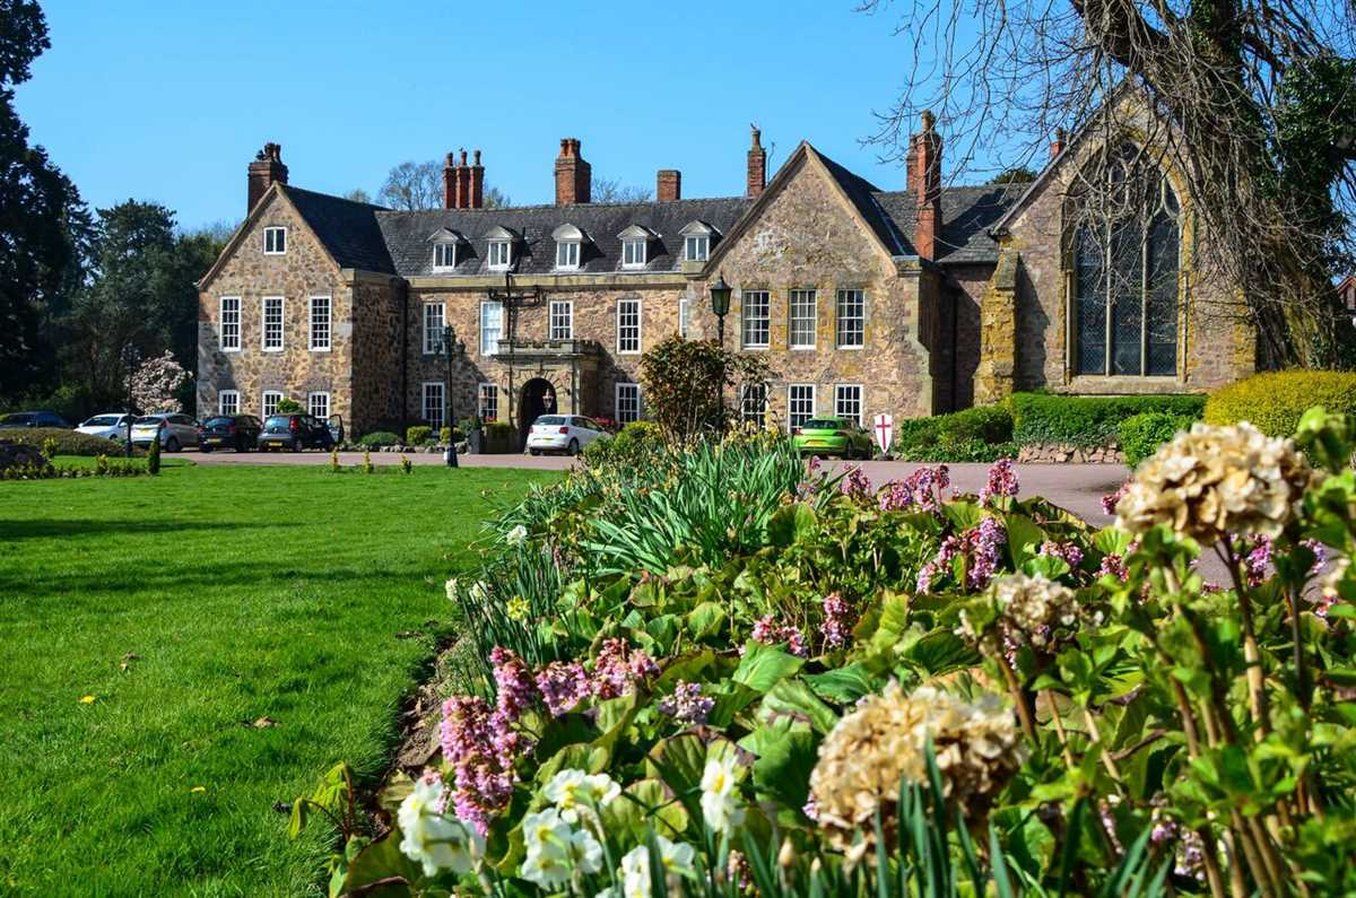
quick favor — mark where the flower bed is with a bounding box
[294,418,1356,896]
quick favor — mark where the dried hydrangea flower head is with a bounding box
[807,682,1023,859]
[1115,421,1316,544]
[961,572,1081,654]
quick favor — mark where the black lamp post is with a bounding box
[120,344,140,458]
[438,324,465,468]
[708,273,732,346]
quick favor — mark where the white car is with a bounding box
[525,415,611,456]
[130,413,200,452]
[76,413,133,441]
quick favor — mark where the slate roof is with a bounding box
[373,197,751,278]
[280,185,395,274]
[281,152,1022,278]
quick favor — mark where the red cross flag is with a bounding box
[872,413,894,456]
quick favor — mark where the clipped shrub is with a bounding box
[405,425,433,446]
[146,433,161,475]
[358,430,401,448]
[581,420,663,465]
[1205,370,1356,437]
[892,406,1013,461]
[276,397,304,414]
[2,427,141,457]
[1010,392,1205,447]
[1118,411,1196,467]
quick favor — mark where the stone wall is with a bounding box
[197,191,352,420]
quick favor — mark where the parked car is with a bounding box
[198,414,263,452]
[791,417,874,459]
[525,414,611,456]
[76,413,133,441]
[0,410,72,430]
[129,413,200,452]
[257,414,335,452]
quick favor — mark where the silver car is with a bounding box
[76,413,133,441]
[130,413,200,452]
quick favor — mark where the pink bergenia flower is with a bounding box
[821,592,853,649]
[878,465,950,513]
[840,467,872,501]
[591,638,659,699]
[1038,540,1084,571]
[979,458,1019,505]
[752,614,808,657]
[659,681,714,725]
[916,518,1007,593]
[534,660,590,716]
[1100,480,1131,517]
[439,694,527,835]
[490,646,538,717]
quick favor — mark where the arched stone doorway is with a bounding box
[517,377,557,447]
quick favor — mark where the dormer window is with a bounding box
[617,224,655,270]
[433,243,457,270]
[484,225,518,272]
[552,224,585,271]
[263,227,287,255]
[678,220,717,263]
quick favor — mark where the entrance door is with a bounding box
[518,378,557,447]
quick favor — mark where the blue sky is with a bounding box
[17,1,994,231]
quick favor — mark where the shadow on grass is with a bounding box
[0,518,301,542]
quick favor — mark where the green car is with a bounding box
[792,417,874,459]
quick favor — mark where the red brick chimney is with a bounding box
[746,127,766,198]
[912,111,942,261]
[1049,127,1067,160]
[247,142,288,214]
[442,152,457,209]
[555,138,591,205]
[456,150,471,209]
[657,169,681,202]
[468,150,484,209]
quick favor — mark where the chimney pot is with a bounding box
[657,169,681,202]
[746,125,766,198]
[1050,128,1067,160]
[910,114,942,260]
[468,149,484,209]
[443,151,456,209]
[247,142,288,214]
[555,137,591,205]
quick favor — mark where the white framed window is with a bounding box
[741,290,770,349]
[788,384,816,429]
[789,289,817,350]
[622,237,647,269]
[555,240,580,270]
[262,296,284,351]
[263,227,287,255]
[740,383,767,427]
[836,289,865,349]
[219,296,241,351]
[678,297,692,338]
[480,301,504,355]
[422,382,446,431]
[549,300,574,340]
[616,383,642,423]
[308,391,330,420]
[488,239,512,270]
[309,296,331,351]
[684,234,709,262]
[433,242,458,271]
[617,298,641,354]
[423,302,445,355]
[478,383,499,422]
[218,390,240,416]
[262,391,283,418]
[834,384,863,426]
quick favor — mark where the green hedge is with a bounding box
[1118,412,1197,467]
[1,427,143,457]
[1010,392,1205,447]
[1204,371,1356,437]
[405,425,433,446]
[357,430,401,448]
[892,406,1015,461]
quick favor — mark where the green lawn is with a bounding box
[0,462,557,897]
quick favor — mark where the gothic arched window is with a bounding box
[1070,144,1180,377]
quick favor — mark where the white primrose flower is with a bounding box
[699,755,745,834]
[618,838,697,898]
[396,775,482,877]
[520,807,575,888]
[543,769,622,822]
[444,578,458,602]
[506,524,529,546]
[565,826,604,875]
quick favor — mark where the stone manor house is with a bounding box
[197,92,1255,438]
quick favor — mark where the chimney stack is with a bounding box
[1049,127,1067,160]
[911,110,942,261]
[456,150,471,209]
[657,169,681,202]
[443,152,457,209]
[469,149,484,209]
[746,126,766,198]
[555,138,591,205]
[247,142,288,214]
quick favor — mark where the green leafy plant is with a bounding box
[146,432,161,475]
[405,425,433,446]
[1118,411,1196,466]
[1010,392,1205,446]
[1205,370,1356,436]
[358,431,401,448]
[276,397,304,414]
[639,335,775,440]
